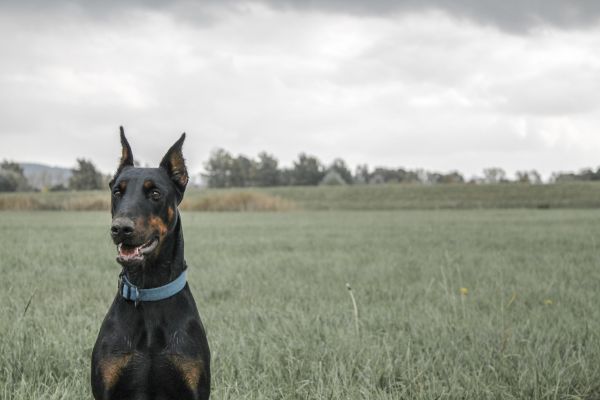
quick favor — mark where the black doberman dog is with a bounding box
[91,128,210,400]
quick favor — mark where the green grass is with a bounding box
[4,182,600,211]
[1,210,600,399]
[261,182,600,210]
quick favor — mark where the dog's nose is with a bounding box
[111,218,135,239]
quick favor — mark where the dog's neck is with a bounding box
[122,217,186,289]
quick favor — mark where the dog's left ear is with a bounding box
[109,126,134,189]
[160,133,188,202]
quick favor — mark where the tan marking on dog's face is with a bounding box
[168,355,203,392]
[149,215,168,238]
[143,180,155,190]
[100,354,132,388]
[118,181,127,192]
[167,207,174,224]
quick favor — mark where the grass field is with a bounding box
[1,210,600,399]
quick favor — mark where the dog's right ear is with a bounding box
[109,126,134,188]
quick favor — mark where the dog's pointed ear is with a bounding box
[160,133,188,201]
[109,126,134,188]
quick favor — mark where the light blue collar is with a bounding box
[120,270,187,303]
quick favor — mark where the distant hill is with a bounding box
[20,163,72,189]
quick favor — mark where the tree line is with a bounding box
[0,159,107,192]
[200,150,599,187]
[203,149,469,187]
[1,151,600,192]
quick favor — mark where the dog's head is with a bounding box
[109,127,188,267]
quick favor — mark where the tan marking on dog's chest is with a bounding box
[168,355,203,392]
[100,354,132,388]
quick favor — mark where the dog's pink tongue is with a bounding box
[120,246,138,256]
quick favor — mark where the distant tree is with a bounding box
[577,168,600,181]
[401,169,423,183]
[354,164,369,184]
[483,167,507,184]
[0,170,19,192]
[552,172,576,183]
[230,155,256,187]
[320,170,347,186]
[551,167,600,183]
[371,167,398,183]
[516,170,543,184]
[1,160,24,175]
[369,167,421,183]
[516,171,530,183]
[514,169,543,184]
[279,168,294,186]
[0,160,30,191]
[255,152,280,187]
[291,153,324,185]
[203,148,234,188]
[528,170,542,184]
[69,159,103,190]
[328,158,353,184]
[578,168,594,181]
[437,171,464,184]
[369,173,385,184]
[425,172,442,184]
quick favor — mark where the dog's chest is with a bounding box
[93,307,206,400]
[111,349,203,395]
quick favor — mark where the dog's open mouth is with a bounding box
[116,237,159,264]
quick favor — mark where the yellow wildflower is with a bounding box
[459,287,468,296]
[544,299,553,305]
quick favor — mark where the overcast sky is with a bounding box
[1,0,600,180]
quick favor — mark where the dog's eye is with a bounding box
[150,189,161,201]
[113,190,121,198]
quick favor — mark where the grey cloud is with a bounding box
[3,0,600,32]
[249,0,600,32]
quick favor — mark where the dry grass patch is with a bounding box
[0,194,40,210]
[0,191,296,212]
[181,191,297,212]
[0,192,109,211]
